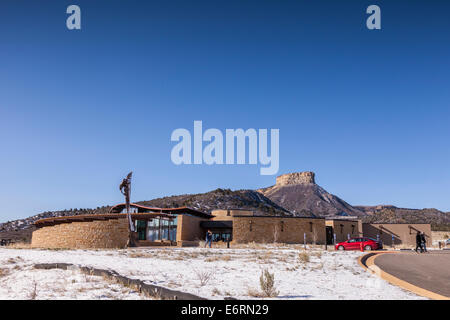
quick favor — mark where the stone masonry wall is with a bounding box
[31,218,129,249]
[211,209,254,221]
[326,220,361,242]
[176,214,208,246]
[232,216,326,244]
[362,223,432,246]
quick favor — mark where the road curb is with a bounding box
[357,252,449,300]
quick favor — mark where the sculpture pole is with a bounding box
[120,172,136,247]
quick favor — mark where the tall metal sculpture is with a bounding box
[120,171,136,247]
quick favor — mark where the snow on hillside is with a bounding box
[0,246,425,300]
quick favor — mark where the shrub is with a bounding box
[259,269,279,297]
[298,252,310,263]
[211,287,222,296]
[221,255,231,261]
[0,268,9,277]
[194,269,214,287]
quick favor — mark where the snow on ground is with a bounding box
[0,246,425,300]
[0,255,145,300]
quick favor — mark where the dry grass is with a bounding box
[312,263,324,271]
[247,287,265,298]
[128,251,155,259]
[0,268,10,277]
[277,254,290,263]
[7,257,21,264]
[5,242,31,249]
[12,264,23,271]
[147,288,163,300]
[285,266,298,271]
[204,256,219,262]
[29,281,38,300]
[221,255,232,261]
[298,251,310,263]
[205,254,233,262]
[166,280,180,288]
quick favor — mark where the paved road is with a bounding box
[375,250,450,297]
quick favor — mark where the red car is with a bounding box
[335,237,382,251]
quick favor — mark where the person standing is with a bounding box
[415,231,423,253]
[205,230,213,248]
[421,232,428,253]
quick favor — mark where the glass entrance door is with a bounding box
[146,216,177,242]
[136,220,147,240]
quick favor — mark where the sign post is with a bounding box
[303,233,306,249]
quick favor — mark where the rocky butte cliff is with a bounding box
[258,172,366,217]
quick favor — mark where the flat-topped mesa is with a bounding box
[276,172,316,186]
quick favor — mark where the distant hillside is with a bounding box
[135,188,293,216]
[258,172,366,217]
[358,206,450,231]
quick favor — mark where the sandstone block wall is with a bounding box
[326,219,361,242]
[176,215,208,245]
[31,218,129,249]
[362,223,432,246]
[211,209,254,221]
[232,216,326,244]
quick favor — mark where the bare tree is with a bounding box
[273,225,279,243]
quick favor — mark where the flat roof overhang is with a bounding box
[200,221,233,229]
[33,212,174,228]
[35,204,212,228]
[109,203,212,218]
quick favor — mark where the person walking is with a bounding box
[415,231,423,253]
[205,230,213,248]
[421,232,428,253]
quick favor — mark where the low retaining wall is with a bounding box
[33,263,208,300]
[31,218,129,249]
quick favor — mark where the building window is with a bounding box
[309,222,313,232]
[147,218,160,241]
[169,216,177,241]
[351,225,355,234]
[280,221,284,232]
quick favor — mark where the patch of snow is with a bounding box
[0,246,426,300]
[0,256,145,300]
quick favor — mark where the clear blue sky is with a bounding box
[1,0,449,221]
